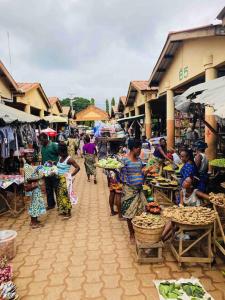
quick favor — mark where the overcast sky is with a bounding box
[0,0,224,108]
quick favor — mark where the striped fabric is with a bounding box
[120,157,144,187]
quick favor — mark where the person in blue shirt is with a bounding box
[120,139,147,243]
[180,149,198,187]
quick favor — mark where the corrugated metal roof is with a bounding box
[0,103,40,123]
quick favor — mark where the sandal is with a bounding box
[30,223,41,229]
[94,179,97,184]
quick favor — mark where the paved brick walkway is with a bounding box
[0,159,224,299]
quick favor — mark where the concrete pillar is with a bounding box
[25,104,30,114]
[145,101,151,139]
[204,55,217,160]
[40,109,45,118]
[166,89,175,148]
[134,105,140,116]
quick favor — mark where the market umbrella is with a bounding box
[174,76,225,121]
[41,127,57,137]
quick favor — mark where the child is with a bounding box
[23,150,46,229]
[107,170,123,219]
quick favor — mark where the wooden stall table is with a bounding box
[0,175,25,217]
[170,221,214,268]
[149,182,178,204]
[212,203,225,256]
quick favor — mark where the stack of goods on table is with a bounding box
[0,257,18,300]
[209,192,225,208]
[149,176,179,188]
[0,175,24,190]
[209,158,225,168]
[144,159,160,178]
[96,157,123,169]
[162,206,217,225]
[163,164,183,174]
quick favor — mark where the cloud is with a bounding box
[0,0,224,108]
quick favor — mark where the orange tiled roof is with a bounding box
[17,82,39,93]
[119,96,126,105]
[131,80,149,91]
[0,60,20,93]
[48,97,58,105]
[48,97,63,113]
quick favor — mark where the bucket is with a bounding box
[0,230,17,260]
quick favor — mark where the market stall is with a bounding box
[0,175,24,217]
[0,103,41,217]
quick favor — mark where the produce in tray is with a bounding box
[209,158,225,168]
[162,206,217,225]
[97,158,123,169]
[132,213,165,229]
[209,192,225,207]
[145,202,161,214]
[157,281,208,299]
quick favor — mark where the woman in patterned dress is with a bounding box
[56,144,80,219]
[120,139,147,242]
[24,151,46,229]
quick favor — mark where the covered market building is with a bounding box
[123,9,225,160]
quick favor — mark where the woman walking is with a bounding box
[56,144,80,219]
[83,135,97,183]
[23,150,46,229]
[120,139,147,243]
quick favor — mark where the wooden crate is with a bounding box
[135,240,164,264]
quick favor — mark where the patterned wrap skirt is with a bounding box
[28,187,46,218]
[56,175,72,214]
[84,154,96,176]
[121,184,147,219]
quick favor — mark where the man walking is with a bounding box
[39,133,59,210]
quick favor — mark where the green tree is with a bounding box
[111,97,115,106]
[90,98,95,105]
[60,97,91,113]
[105,99,109,114]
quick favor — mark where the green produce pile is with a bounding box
[158,281,209,299]
[209,158,225,168]
[97,157,123,169]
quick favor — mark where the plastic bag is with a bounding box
[65,173,78,205]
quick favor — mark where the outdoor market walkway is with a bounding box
[0,159,225,300]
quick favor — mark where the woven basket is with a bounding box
[132,221,165,244]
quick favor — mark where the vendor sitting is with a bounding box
[162,176,209,242]
[180,176,209,207]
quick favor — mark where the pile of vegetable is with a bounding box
[163,206,217,225]
[209,158,225,168]
[209,192,225,208]
[158,281,207,299]
[145,202,161,214]
[0,257,12,284]
[132,213,165,229]
[159,282,183,299]
[97,158,123,169]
